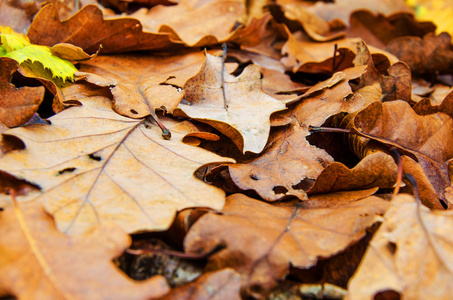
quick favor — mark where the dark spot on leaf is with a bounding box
[273,186,288,194]
[1,134,25,152]
[130,109,138,114]
[57,167,76,175]
[88,153,102,161]
[386,241,397,255]
[250,174,259,180]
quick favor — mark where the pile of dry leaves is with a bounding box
[1,0,453,299]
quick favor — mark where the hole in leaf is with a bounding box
[291,178,315,191]
[374,290,400,300]
[273,186,288,194]
[440,199,448,209]
[57,167,76,175]
[88,153,102,161]
[386,242,397,255]
[250,174,259,180]
[130,109,138,114]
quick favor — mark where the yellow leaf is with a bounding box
[0,26,77,85]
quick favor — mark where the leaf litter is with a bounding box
[1,0,453,299]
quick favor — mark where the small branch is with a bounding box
[221,43,228,110]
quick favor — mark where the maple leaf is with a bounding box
[0,96,234,235]
[184,193,389,297]
[0,57,45,128]
[348,194,453,299]
[0,200,170,299]
[174,52,289,153]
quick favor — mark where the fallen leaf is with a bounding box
[273,0,346,42]
[184,193,389,297]
[353,100,453,207]
[0,57,45,128]
[27,4,175,54]
[346,10,436,49]
[386,32,453,75]
[174,52,288,153]
[0,200,170,299]
[348,194,453,299]
[76,51,211,118]
[160,268,243,300]
[1,25,77,85]
[130,0,245,47]
[0,96,234,235]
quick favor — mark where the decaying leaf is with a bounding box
[348,194,453,299]
[184,193,389,296]
[0,96,234,235]
[0,200,170,299]
[174,52,289,153]
[0,57,45,128]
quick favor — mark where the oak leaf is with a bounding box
[0,200,170,299]
[348,194,453,299]
[76,51,210,118]
[0,57,45,128]
[0,96,234,234]
[353,100,453,208]
[386,32,453,75]
[184,193,389,297]
[174,52,289,153]
[129,0,245,47]
[27,4,175,54]
[346,10,436,49]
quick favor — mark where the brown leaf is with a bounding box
[0,96,234,235]
[160,268,243,300]
[0,200,170,299]
[348,194,453,299]
[353,40,412,102]
[0,0,36,33]
[386,32,453,75]
[76,51,210,118]
[308,152,398,194]
[27,4,175,54]
[0,57,45,128]
[130,0,245,47]
[273,0,346,42]
[346,10,436,49]
[184,193,389,297]
[174,53,288,153]
[353,100,453,208]
[228,66,367,201]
